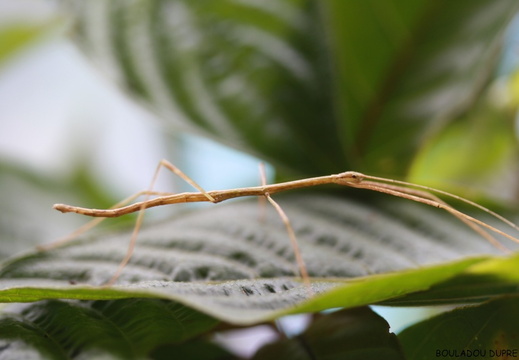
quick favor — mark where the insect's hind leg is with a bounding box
[39,190,173,252]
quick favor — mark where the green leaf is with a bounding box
[0,298,220,359]
[0,194,515,324]
[398,296,519,360]
[408,101,519,205]
[64,0,344,175]
[382,254,519,306]
[322,0,519,175]
[150,339,234,360]
[252,307,405,360]
[62,0,519,176]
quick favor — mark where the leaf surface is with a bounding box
[383,254,519,306]
[398,296,519,360]
[1,194,516,324]
[0,299,221,359]
[322,0,519,174]
[253,307,405,360]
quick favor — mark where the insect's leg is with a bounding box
[39,190,172,251]
[105,159,216,286]
[258,163,268,223]
[265,194,312,289]
[350,181,510,252]
[259,164,311,292]
[157,159,216,202]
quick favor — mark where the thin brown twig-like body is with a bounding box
[51,165,519,288]
[54,173,340,217]
[54,170,519,246]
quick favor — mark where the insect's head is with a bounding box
[335,171,365,185]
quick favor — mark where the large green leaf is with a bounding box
[408,100,519,205]
[253,307,405,360]
[1,194,517,324]
[382,253,519,306]
[64,0,341,175]
[322,0,519,175]
[398,296,519,360]
[61,0,519,176]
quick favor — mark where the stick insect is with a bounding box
[48,159,519,287]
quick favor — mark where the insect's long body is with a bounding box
[54,172,363,217]
[50,160,519,287]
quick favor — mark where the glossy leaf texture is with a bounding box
[382,254,519,306]
[1,194,518,324]
[61,0,519,176]
[322,0,519,175]
[252,307,405,360]
[0,298,222,359]
[398,296,519,360]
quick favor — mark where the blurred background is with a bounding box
[0,0,272,253]
[0,2,277,356]
[2,0,519,357]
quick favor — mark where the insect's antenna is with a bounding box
[259,163,312,293]
[356,181,508,252]
[363,174,519,237]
